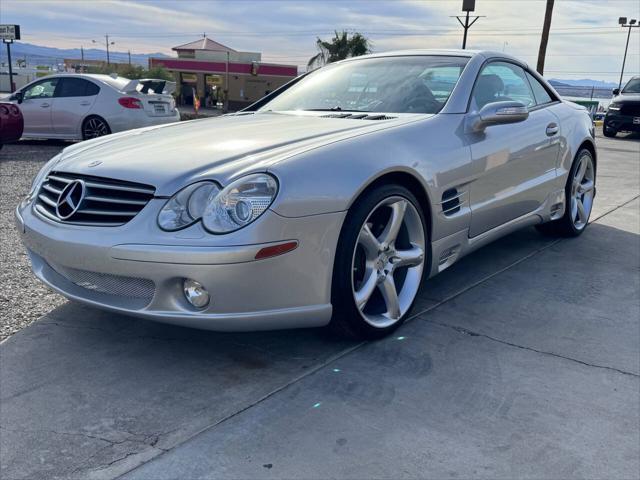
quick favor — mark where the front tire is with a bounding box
[536,148,596,237]
[603,125,617,138]
[82,116,111,140]
[330,184,428,339]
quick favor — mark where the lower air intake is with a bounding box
[49,262,155,302]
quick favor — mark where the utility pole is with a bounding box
[128,50,131,65]
[93,34,114,65]
[617,17,639,91]
[225,50,230,113]
[536,0,554,75]
[452,0,484,49]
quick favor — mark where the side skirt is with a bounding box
[427,188,565,278]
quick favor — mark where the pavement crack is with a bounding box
[0,425,127,445]
[426,319,640,378]
[118,194,640,478]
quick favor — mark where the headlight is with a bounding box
[608,103,621,111]
[158,181,220,231]
[202,173,278,234]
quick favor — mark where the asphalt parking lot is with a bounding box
[0,131,638,479]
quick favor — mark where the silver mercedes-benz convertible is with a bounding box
[16,49,596,339]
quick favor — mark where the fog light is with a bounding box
[183,279,210,308]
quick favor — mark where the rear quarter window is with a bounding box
[85,81,100,96]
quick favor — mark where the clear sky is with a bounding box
[2,0,639,82]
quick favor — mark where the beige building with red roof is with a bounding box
[150,37,298,110]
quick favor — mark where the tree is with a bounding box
[308,31,371,69]
[537,0,554,75]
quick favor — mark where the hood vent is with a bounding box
[321,113,396,121]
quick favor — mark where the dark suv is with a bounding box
[604,76,640,137]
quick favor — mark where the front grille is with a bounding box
[49,262,155,303]
[620,101,640,117]
[35,171,155,226]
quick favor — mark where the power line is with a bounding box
[19,27,634,41]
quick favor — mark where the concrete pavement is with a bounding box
[1,132,638,479]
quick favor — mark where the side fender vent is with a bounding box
[441,188,463,216]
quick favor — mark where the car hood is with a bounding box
[612,93,640,103]
[55,112,424,196]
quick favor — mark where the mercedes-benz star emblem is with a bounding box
[56,180,85,220]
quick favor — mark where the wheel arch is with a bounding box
[577,138,597,173]
[347,169,434,241]
[81,114,111,139]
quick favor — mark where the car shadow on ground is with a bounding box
[10,139,73,147]
[602,131,640,142]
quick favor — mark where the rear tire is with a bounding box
[603,125,617,138]
[82,116,111,140]
[536,148,596,237]
[329,184,428,340]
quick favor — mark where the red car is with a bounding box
[0,102,24,150]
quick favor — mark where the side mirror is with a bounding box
[467,101,529,133]
[13,91,23,104]
[612,88,620,96]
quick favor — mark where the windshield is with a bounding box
[622,78,640,94]
[260,55,470,114]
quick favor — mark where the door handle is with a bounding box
[80,101,91,106]
[546,123,559,136]
[40,103,50,108]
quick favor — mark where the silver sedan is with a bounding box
[16,50,596,339]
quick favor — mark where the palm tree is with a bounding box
[307,31,371,70]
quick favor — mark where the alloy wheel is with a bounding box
[83,118,109,139]
[570,153,595,230]
[351,196,425,328]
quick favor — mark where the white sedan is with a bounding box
[8,74,180,141]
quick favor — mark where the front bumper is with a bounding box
[604,112,640,133]
[16,199,345,331]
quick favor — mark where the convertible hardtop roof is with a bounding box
[337,49,528,68]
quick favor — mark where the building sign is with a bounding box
[181,73,197,83]
[0,25,21,41]
[206,75,223,86]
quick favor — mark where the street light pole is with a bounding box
[617,17,638,91]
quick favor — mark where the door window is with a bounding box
[525,72,554,105]
[472,62,535,109]
[23,78,59,99]
[56,78,100,97]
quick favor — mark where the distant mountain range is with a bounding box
[549,79,618,88]
[0,42,168,67]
